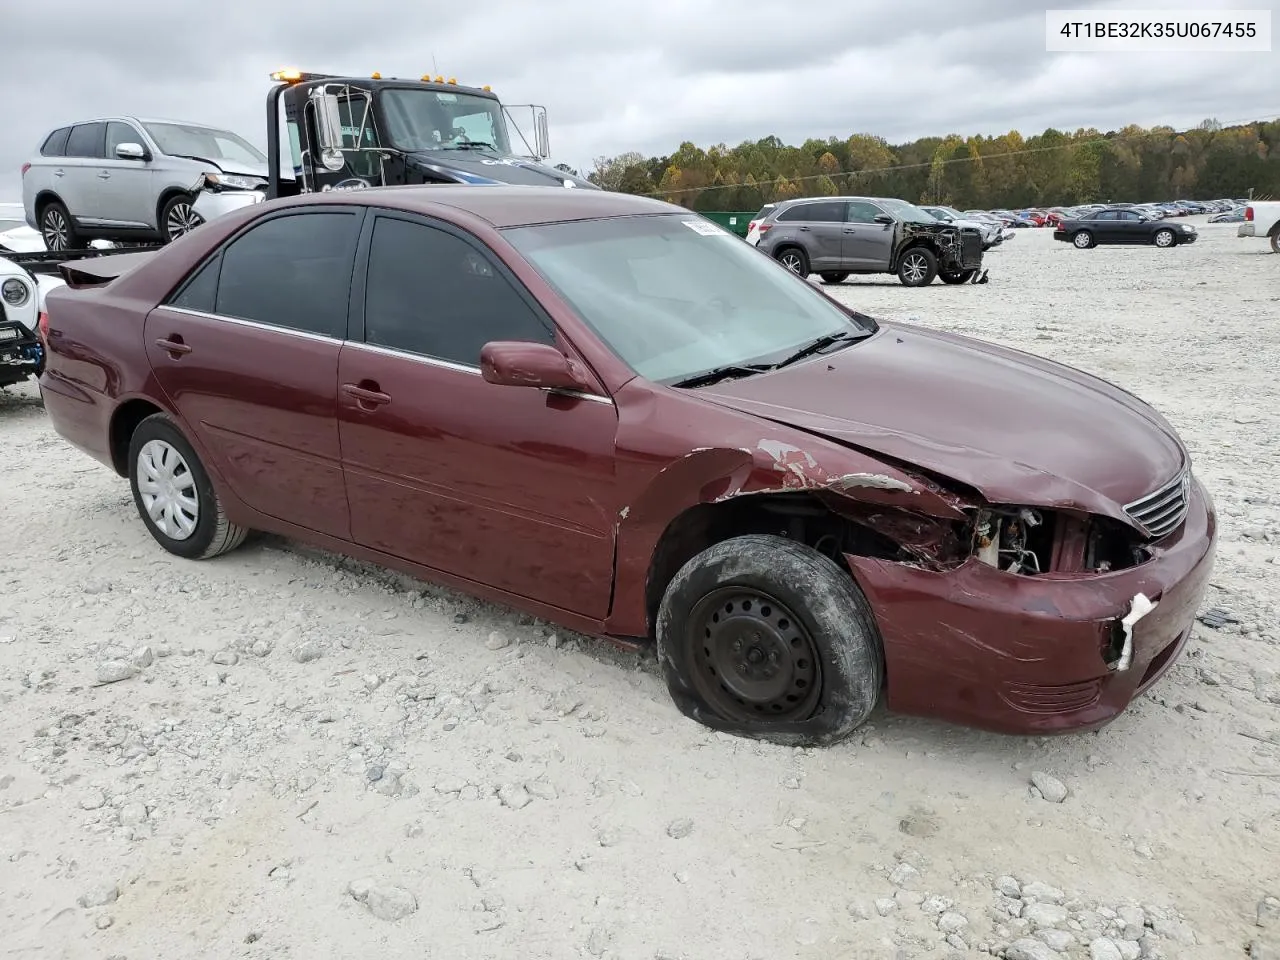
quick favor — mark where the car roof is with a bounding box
[298,184,683,228]
[46,116,226,129]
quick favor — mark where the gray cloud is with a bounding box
[2,0,1275,199]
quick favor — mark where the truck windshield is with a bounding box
[378,89,511,154]
[142,122,266,166]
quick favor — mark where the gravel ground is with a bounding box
[2,217,1278,960]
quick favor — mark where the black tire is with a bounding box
[939,269,975,284]
[1152,228,1176,248]
[819,272,849,285]
[159,194,205,243]
[40,200,84,251]
[127,413,249,560]
[775,246,809,277]
[1268,229,1279,254]
[655,534,884,747]
[896,246,937,286]
[1072,230,1094,249]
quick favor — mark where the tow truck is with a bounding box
[0,67,595,391]
[192,66,596,225]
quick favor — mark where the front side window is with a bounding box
[846,200,885,224]
[143,122,266,166]
[504,214,876,385]
[378,89,511,154]
[105,122,141,158]
[209,211,361,337]
[363,215,554,365]
[874,197,934,223]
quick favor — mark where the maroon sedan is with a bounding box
[39,186,1216,743]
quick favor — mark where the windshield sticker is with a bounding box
[682,219,726,236]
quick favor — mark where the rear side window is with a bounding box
[212,211,361,337]
[168,255,222,312]
[65,123,107,159]
[803,201,846,223]
[40,127,71,157]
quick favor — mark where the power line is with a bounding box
[633,111,1280,198]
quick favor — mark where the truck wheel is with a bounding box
[939,269,975,284]
[40,201,84,251]
[127,413,249,560]
[897,247,937,286]
[775,246,809,276]
[655,534,884,747]
[1270,230,1279,254]
[160,194,205,243]
[819,272,849,284]
[1072,230,1094,249]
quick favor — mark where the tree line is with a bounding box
[575,118,1280,211]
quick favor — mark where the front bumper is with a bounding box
[192,189,265,224]
[847,476,1217,735]
[1238,223,1256,238]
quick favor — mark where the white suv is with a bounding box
[21,117,268,250]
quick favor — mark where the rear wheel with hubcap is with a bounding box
[127,413,249,559]
[40,201,83,251]
[1072,230,1094,249]
[656,534,884,746]
[775,246,809,277]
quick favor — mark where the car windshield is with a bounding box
[503,214,876,385]
[875,197,935,223]
[378,89,512,153]
[143,122,265,165]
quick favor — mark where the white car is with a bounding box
[0,252,48,390]
[1237,201,1280,253]
[921,205,1005,249]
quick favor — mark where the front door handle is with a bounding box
[98,171,111,180]
[342,382,391,408]
[798,225,811,231]
[54,169,64,178]
[155,336,191,357]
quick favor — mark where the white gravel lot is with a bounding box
[2,217,1278,960]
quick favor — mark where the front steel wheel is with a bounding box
[687,588,823,722]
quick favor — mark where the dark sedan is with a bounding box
[39,186,1215,743]
[1056,208,1198,249]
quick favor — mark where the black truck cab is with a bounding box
[264,70,596,198]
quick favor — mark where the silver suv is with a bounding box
[21,117,268,250]
[746,195,986,286]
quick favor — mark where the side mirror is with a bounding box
[534,107,551,160]
[311,91,346,172]
[116,142,147,161]
[480,341,592,392]
[873,214,894,225]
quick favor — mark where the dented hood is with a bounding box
[698,322,1187,518]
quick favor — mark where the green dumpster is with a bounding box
[699,211,757,238]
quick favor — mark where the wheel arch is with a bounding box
[33,191,64,223]
[109,398,168,476]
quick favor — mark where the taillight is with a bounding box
[1245,206,1254,221]
[20,163,30,177]
[758,223,772,236]
[747,220,757,232]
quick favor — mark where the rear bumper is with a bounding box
[1238,223,1256,238]
[848,476,1217,735]
[39,371,118,473]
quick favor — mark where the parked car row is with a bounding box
[745,195,988,287]
[976,198,1244,230]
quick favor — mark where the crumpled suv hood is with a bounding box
[698,322,1187,524]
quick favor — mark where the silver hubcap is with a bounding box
[779,253,803,273]
[902,254,927,282]
[166,202,204,239]
[44,210,68,251]
[136,440,199,540]
[1155,232,1172,246]
[1074,233,1090,248]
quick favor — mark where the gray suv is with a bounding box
[21,117,268,250]
[747,195,986,286]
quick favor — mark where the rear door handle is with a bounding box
[798,226,810,232]
[155,336,191,356]
[98,171,111,180]
[54,169,64,178]
[342,382,391,407]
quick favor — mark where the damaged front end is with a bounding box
[190,172,268,225]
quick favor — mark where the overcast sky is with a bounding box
[3,0,1276,198]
